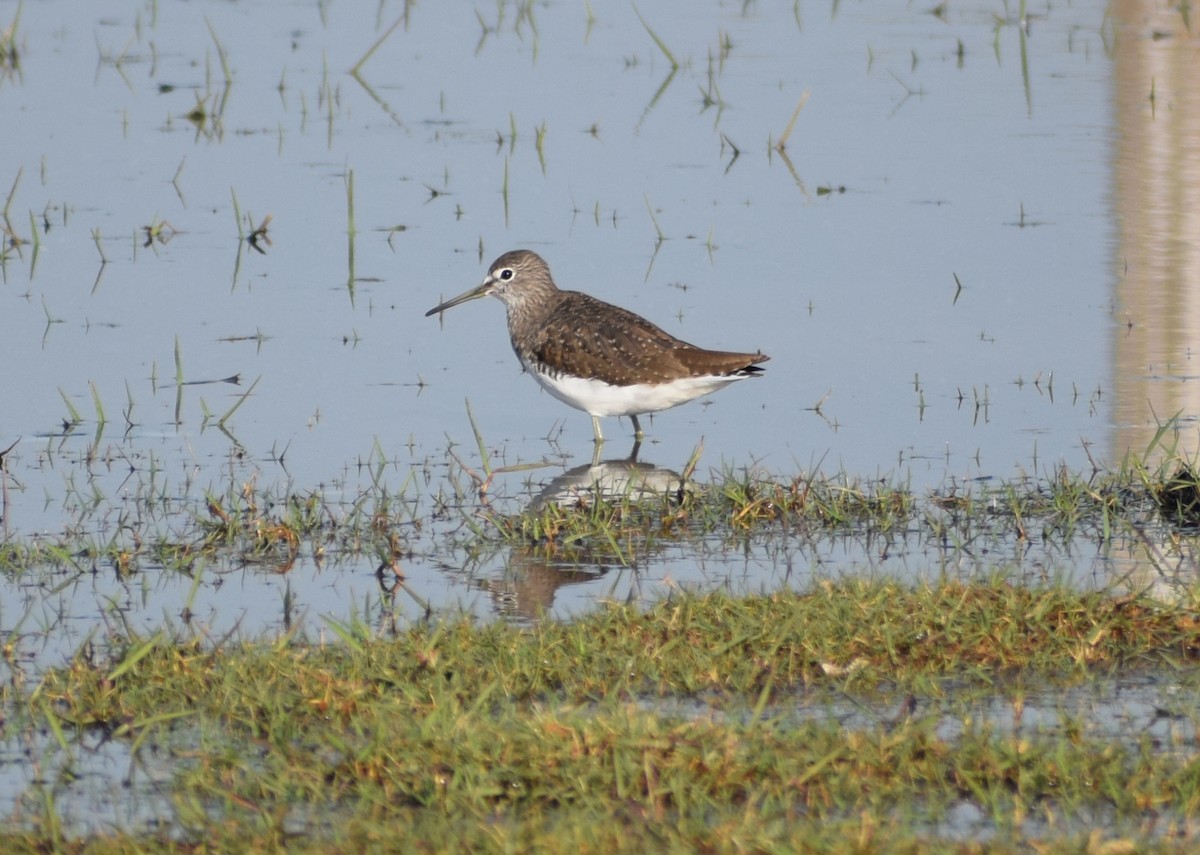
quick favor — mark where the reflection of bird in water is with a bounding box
[485,555,608,623]
[530,452,691,512]
[480,450,688,621]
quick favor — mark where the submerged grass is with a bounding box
[6,580,1200,852]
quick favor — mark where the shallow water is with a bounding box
[0,0,1195,630]
[2,0,1177,604]
[2,0,1136,501]
[3,0,1200,839]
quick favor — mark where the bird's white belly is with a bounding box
[521,357,742,417]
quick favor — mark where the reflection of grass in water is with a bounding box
[345,169,356,304]
[1,167,26,262]
[0,4,19,76]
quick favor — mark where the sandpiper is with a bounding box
[425,250,769,443]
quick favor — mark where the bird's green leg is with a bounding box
[630,414,644,440]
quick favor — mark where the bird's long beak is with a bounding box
[425,276,495,317]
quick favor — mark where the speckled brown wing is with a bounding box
[524,291,768,387]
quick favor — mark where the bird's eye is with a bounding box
[499,268,514,281]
